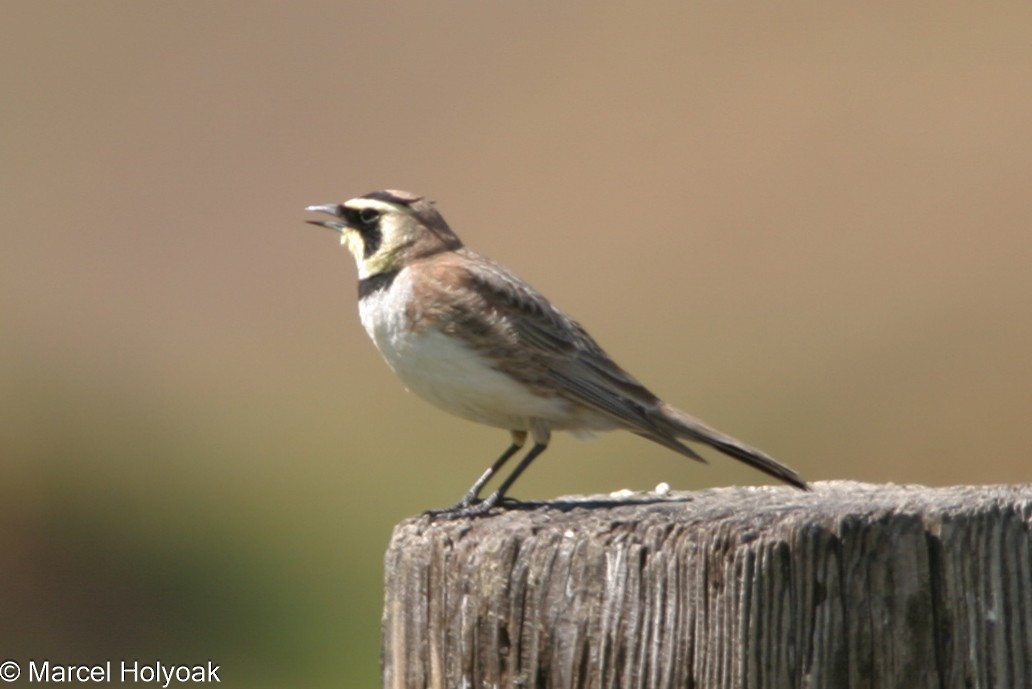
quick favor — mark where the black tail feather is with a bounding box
[653,405,809,490]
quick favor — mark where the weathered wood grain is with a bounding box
[382,482,1032,689]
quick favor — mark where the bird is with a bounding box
[306,190,807,516]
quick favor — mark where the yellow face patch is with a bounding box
[340,198,416,279]
[340,229,364,257]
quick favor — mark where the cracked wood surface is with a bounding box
[381,481,1032,689]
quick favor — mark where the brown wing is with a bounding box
[458,258,808,486]
[422,252,705,459]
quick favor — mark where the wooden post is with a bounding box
[381,482,1032,689]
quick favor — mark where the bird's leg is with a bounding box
[477,441,549,511]
[428,424,550,519]
[474,421,551,512]
[452,431,527,509]
[430,441,550,520]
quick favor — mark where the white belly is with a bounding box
[358,278,577,432]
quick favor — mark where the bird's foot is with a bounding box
[424,492,520,520]
[425,501,492,521]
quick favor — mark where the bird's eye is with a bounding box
[358,208,380,224]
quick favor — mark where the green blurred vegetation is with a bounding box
[1,355,387,687]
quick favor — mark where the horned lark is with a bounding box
[306,190,807,516]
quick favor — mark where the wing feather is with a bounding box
[455,258,677,433]
[408,250,803,487]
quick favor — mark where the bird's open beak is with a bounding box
[305,204,347,232]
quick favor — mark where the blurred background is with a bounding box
[2,2,1031,686]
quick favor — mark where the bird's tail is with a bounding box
[650,403,809,490]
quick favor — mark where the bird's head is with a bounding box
[306,189,463,279]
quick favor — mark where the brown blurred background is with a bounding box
[2,2,1031,686]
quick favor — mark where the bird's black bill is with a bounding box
[305,219,347,232]
[305,204,347,232]
[305,203,343,216]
